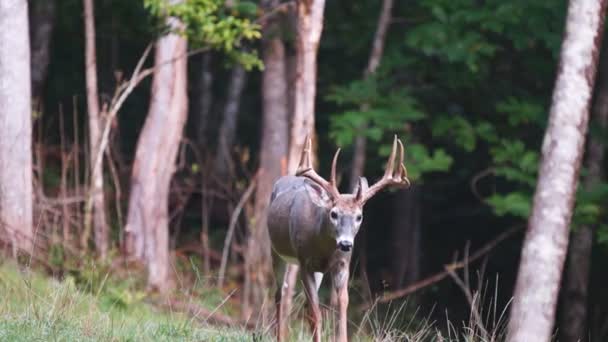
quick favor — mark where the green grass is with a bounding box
[0,261,253,341]
[0,259,505,341]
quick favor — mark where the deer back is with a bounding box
[267,176,335,264]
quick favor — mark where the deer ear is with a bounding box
[304,179,332,207]
[354,177,368,202]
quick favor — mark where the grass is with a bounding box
[0,261,252,341]
[0,258,507,342]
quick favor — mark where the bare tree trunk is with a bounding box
[215,65,247,179]
[507,1,607,341]
[29,0,56,105]
[124,5,188,292]
[244,0,290,320]
[348,0,393,191]
[0,0,34,255]
[197,53,214,147]
[348,0,394,303]
[391,186,421,289]
[281,0,327,329]
[559,41,608,342]
[83,0,109,259]
[286,0,325,171]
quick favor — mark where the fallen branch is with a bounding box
[359,224,523,311]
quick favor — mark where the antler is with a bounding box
[296,136,341,199]
[359,135,410,204]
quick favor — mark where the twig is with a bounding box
[445,264,490,341]
[217,172,258,288]
[359,225,523,311]
[470,167,495,202]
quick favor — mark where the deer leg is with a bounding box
[332,264,350,342]
[302,270,322,342]
[272,251,288,342]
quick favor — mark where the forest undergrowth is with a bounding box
[0,253,509,342]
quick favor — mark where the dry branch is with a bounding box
[359,225,523,311]
[218,173,258,288]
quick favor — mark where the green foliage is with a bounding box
[144,0,262,69]
[486,192,532,218]
[432,116,476,152]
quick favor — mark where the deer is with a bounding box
[267,135,410,342]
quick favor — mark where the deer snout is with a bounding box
[337,240,353,252]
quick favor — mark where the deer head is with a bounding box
[296,135,410,252]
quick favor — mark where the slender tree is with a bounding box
[507,0,607,340]
[243,0,290,320]
[348,0,395,300]
[391,187,420,288]
[197,53,214,147]
[124,0,188,292]
[559,41,608,342]
[280,0,326,333]
[83,0,109,259]
[0,0,34,254]
[349,0,394,191]
[215,64,247,179]
[29,0,56,104]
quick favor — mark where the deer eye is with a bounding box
[356,214,362,222]
[330,210,338,220]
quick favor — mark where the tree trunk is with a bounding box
[559,41,608,342]
[244,0,290,320]
[197,53,214,147]
[506,1,607,341]
[0,0,34,254]
[124,5,188,292]
[348,0,394,191]
[348,0,394,303]
[29,0,56,104]
[391,186,421,289]
[281,0,327,327]
[83,0,109,259]
[215,64,247,179]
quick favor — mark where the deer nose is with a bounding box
[337,240,353,252]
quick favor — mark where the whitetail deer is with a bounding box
[267,135,410,342]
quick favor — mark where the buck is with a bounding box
[267,135,410,342]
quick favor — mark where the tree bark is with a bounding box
[29,0,56,104]
[244,0,290,320]
[215,64,247,179]
[197,53,214,147]
[0,0,34,254]
[83,0,109,259]
[559,41,608,342]
[281,0,327,327]
[506,1,607,341]
[124,3,188,292]
[391,186,421,289]
[348,0,394,191]
[285,0,326,172]
[348,0,394,303]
